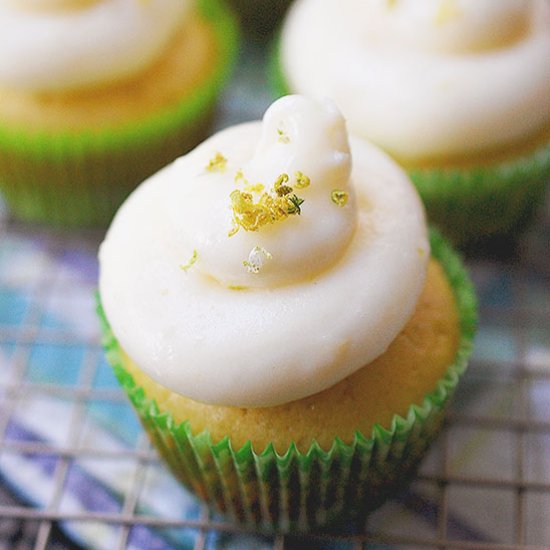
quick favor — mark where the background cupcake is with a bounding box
[274,0,550,244]
[98,96,477,530]
[0,0,239,226]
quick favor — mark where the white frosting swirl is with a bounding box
[182,96,355,289]
[281,0,550,161]
[0,0,191,92]
[99,96,429,407]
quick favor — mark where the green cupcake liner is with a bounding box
[0,0,240,227]
[98,229,477,532]
[408,149,550,244]
[270,45,550,244]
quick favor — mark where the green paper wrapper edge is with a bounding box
[270,42,550,243]
[0,0,240,226]
[98,229,477,531]
[407,149,550,243]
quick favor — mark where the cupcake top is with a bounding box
[0,0,191,92]
[99,95,429,407]
[281,0,550,162]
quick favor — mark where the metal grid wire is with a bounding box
[0,201,549,550]
[0,42,550,549]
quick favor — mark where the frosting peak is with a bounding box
[250,95,351,186]
[189,96,355,289]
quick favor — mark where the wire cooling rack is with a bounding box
[1,43,550,550]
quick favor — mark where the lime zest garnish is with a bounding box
[206,152,227,173]
[287,194,305,215]
[245,182,265,193]
[243,246,273,274]
[294,171,311,189]
[180,250,198,272]
[277,128,290,144]
[331,189,349,207]
[276,184,294,197]
[274,173,290,191]
[235,169,246,182]
[229,171,307,235]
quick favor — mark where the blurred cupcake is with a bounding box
[99,95,476,530]
[0,0,239,226]
[227,0,291,39]
[275,0,550,243]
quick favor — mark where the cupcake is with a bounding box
[98,95,477,530]
[0,0,239,226]
[274,0,550,243]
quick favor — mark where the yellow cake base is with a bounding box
[121,259,460,454]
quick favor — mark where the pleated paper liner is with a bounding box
[99,230,477,532]
[270,44,550,245]
[0,0,239,227]
[408,144,550,244]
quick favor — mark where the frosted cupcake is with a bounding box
[275,0,550,243]
[0,0,238,226]
[99,96,476,530]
